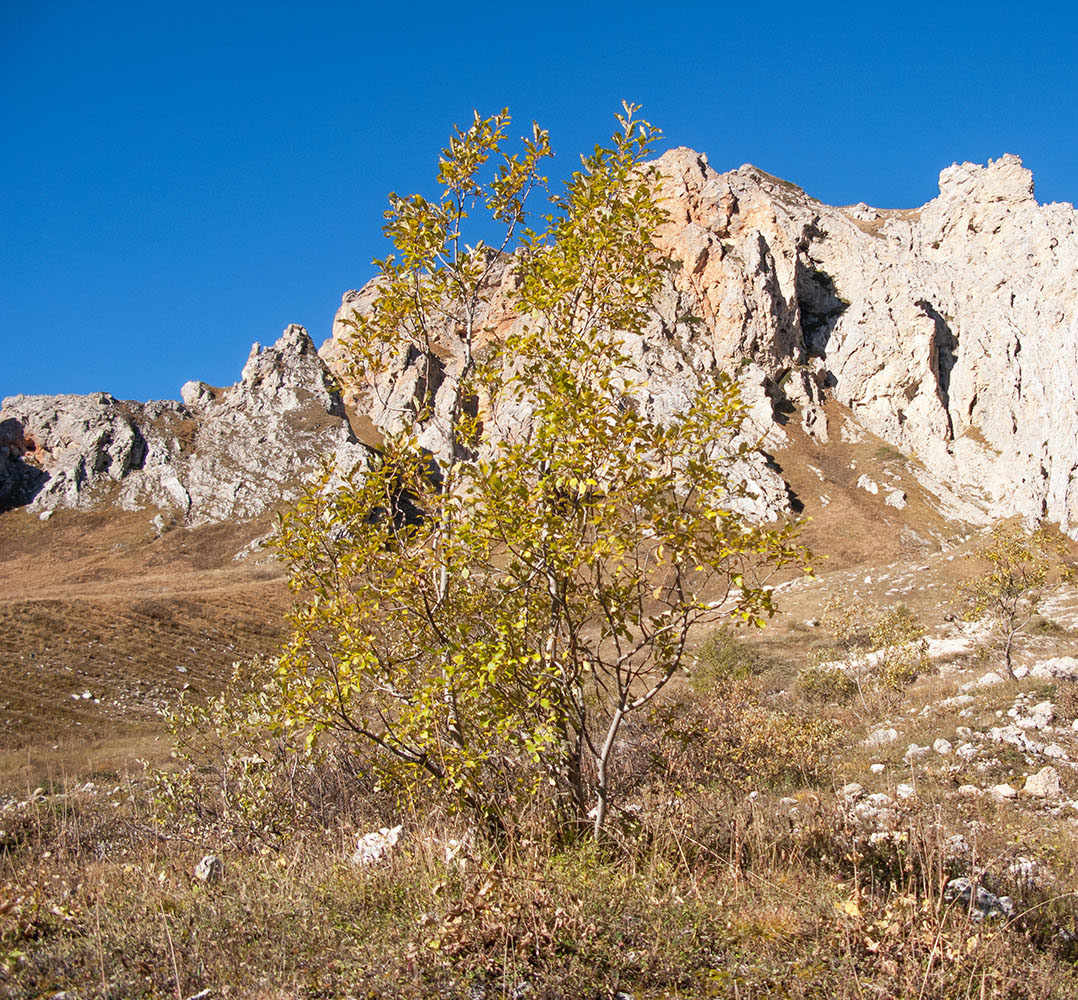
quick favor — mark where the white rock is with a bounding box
[990,783,1018,800]
[885,489,907,509]
[351,824,404,866]
[1031,657,1078,680]
[1033,701,1056,724]
[870,763,886,774]
[904,743,929,763]
[1044,743,1067,759]
[839,782,864,800]
[865,792,894,809]
[194,855,223,883]
[896,783,917,799]
[945,877,1014,921]
[933,738,953,756]
[1024,767,1062,799]
[945,834,971,855]
[941,694,975,709]
[1008,857,1039,889]
[956,742,978,761]
[977,671,1006,688]
[857,474,879,495]
[958,784,983,797]
[865,727,899,747]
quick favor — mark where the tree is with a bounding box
[956,523,1069,679]
[806,592,927,711]
[269,104,807,840]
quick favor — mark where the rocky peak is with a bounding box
[937,154,1035,206]
[4,152,1076,539]
[0,325,370,522]
[319,149,1078,537]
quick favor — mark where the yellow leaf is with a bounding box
[835,897,861,919]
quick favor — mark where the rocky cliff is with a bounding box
[0,325,369,522]
[3,153,1076,536]
[322,151,1078,535]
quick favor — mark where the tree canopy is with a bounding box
[268,104,808,839]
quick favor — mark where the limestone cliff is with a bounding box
[0,325,369,522]
[322,151,1078,535]
[3,153,1075,536]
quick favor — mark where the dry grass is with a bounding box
[0,509,288,789]
[7,595,1078,997]
[3,428,1078,996]
[5,754,1078,999]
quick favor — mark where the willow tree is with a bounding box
[271,105,806,839]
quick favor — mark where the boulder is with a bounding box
[1030,657,1078,680]
[194,855,223,883]
[1024,766,1062,799]
[350,824,404,867]
[945,877,1014,921]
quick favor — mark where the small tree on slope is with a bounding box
[957,522,1073,680]
[269,105,807,839]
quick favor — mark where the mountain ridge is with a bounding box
[3,151,1076,537]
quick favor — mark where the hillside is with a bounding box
[2,150,1078,998]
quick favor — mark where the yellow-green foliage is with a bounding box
[265,106,809,840]
[956,522,1072,678]
[796,661,857,703]
[870,604,930,696]
[691,626,779,691]
[815,594,929,711]
[156,658,339,845]
[658,678,842,790]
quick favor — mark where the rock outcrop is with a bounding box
[0,325,370,522]
[322,151,1078,535]
[650,150,1078,532]
[4,153,1076,535]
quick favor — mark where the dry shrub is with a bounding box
[155,657,402,848]
[652,678,842,794]
[796,661,857,703]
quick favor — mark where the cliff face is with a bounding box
[0,325,369,523]
[663,149,1078,532]
[322,150,1078,535]
[3,153,1076,535]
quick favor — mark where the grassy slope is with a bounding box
[3,407,1078,997]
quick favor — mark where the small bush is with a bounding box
[1031,617,1067,635]
[874,444,906,464]
[797,661,857,703]
[814,593,929,712]
[1054,679,1078,722]
[655,681,842,791]
[155,657,391,847]
[691,627,781,692]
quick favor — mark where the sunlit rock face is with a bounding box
[0,325,370,522]
[323,150,1078,534]
[4,154,1076,534]
[650,149,1078,535]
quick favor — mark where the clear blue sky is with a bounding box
[4,1,1077,402]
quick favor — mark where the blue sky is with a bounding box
[4,1,1077,402]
